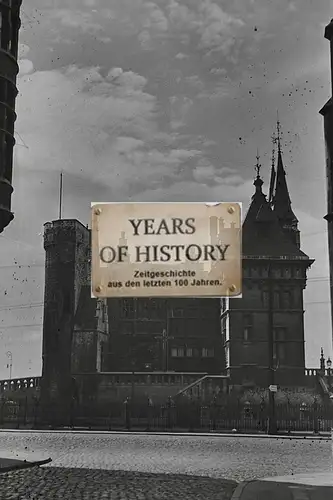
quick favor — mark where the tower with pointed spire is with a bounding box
[270,118,301,248]
[221,138,314,389]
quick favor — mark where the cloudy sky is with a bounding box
[0,0,332,379]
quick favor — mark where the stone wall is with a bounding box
[74,372,208,409]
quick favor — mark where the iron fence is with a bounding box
[0,397,332,434]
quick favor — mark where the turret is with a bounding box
[0,0,23,232]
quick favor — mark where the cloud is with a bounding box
[18,60,34,76]
[99,37,112,44]
[167,0,245,59]
[197,79,236,99]
[210,67,227,76]
[193,162,216,183]
[185,75,205,90]
[15,65,163,199]
[18,43,30,58]
[133,176,254,203]
[169,95,193,129]
[138,30,152,49]
[51,9,103,33]
[106,68,148,90]
[175,52,188,59]
[13,63,218,219]
[143,2,169,33]
[197,1,244,54]
[287,1,297,12]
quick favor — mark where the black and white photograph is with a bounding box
[0,0,333,498]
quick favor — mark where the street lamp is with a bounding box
[6,351,12,381]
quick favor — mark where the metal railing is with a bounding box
[1,397,332,434]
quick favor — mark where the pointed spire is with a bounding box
[268,133,276,204]
[276,111,282,152]
[272,118,297,223]
[243,153,268,226]
[271,118,300,247]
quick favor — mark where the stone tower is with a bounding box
[0,0,23,232]
[320,19,333,347]
[222,139,314,389]
[40,219,91,423]
[40,219,109,425]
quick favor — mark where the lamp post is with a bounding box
[6,351,12,381]
[267,261,277,434]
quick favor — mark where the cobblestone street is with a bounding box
[0,468,237,500]
[0,431,332,481]
[0,431,332,498]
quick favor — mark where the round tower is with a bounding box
[0,0,23,232]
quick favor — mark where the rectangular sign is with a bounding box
[269,385,278,393]
[91,202,242,298]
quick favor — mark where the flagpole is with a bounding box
[59,172,63,220]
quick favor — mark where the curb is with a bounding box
[0,457,52,474]
[230,480,293,500]
[0,429,331,440]
[230,481,253,500]
[230,477,333,500]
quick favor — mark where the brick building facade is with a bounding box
[106,297,223,373]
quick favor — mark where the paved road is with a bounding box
[0,431,332,482]
[0,468,237,500]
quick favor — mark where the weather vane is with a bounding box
[276,111,282,151]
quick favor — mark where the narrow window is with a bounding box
[171,347,178,357]
[274,291,281,308]
[262,291,269,307]
[243,314,253,341]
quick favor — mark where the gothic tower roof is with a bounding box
[272,147,298,225]
[242,158,310,261]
